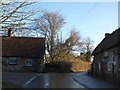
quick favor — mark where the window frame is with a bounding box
[25,59,33,67]
[9,57,17,65]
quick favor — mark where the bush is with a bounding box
[45,61,72,73]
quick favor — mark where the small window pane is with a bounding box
[9,58,17,65]
[25,59,33,66]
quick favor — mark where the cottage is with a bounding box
[2,36,45,72]
[92,28,120,85]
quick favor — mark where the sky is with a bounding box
[2,0,118,48]
[5,0,120,2]
[35,1,118,47]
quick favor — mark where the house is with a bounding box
[92,28,120,85]
[2,36,45,72]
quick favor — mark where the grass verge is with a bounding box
[2,82,16,88]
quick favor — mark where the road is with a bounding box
[2,72,118,89]
[71,72,118,88]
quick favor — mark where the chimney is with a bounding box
[8,28,12,37]
[105,33,110,37]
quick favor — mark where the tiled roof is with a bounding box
[92,28,120,55]
[2,37,45,58]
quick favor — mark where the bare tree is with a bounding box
[0,0,39,36]
[35,10,65,62]
[82,37,94,53]
[81,37,94,61]
[63,29,82,53]
[55,28,83,60]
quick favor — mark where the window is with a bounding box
[25,59,33,66]
[9,58,17,65]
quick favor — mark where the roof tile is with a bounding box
[2,37,45,58]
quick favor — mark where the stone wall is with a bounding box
[92,47,119,84]
[2,57,44,72]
